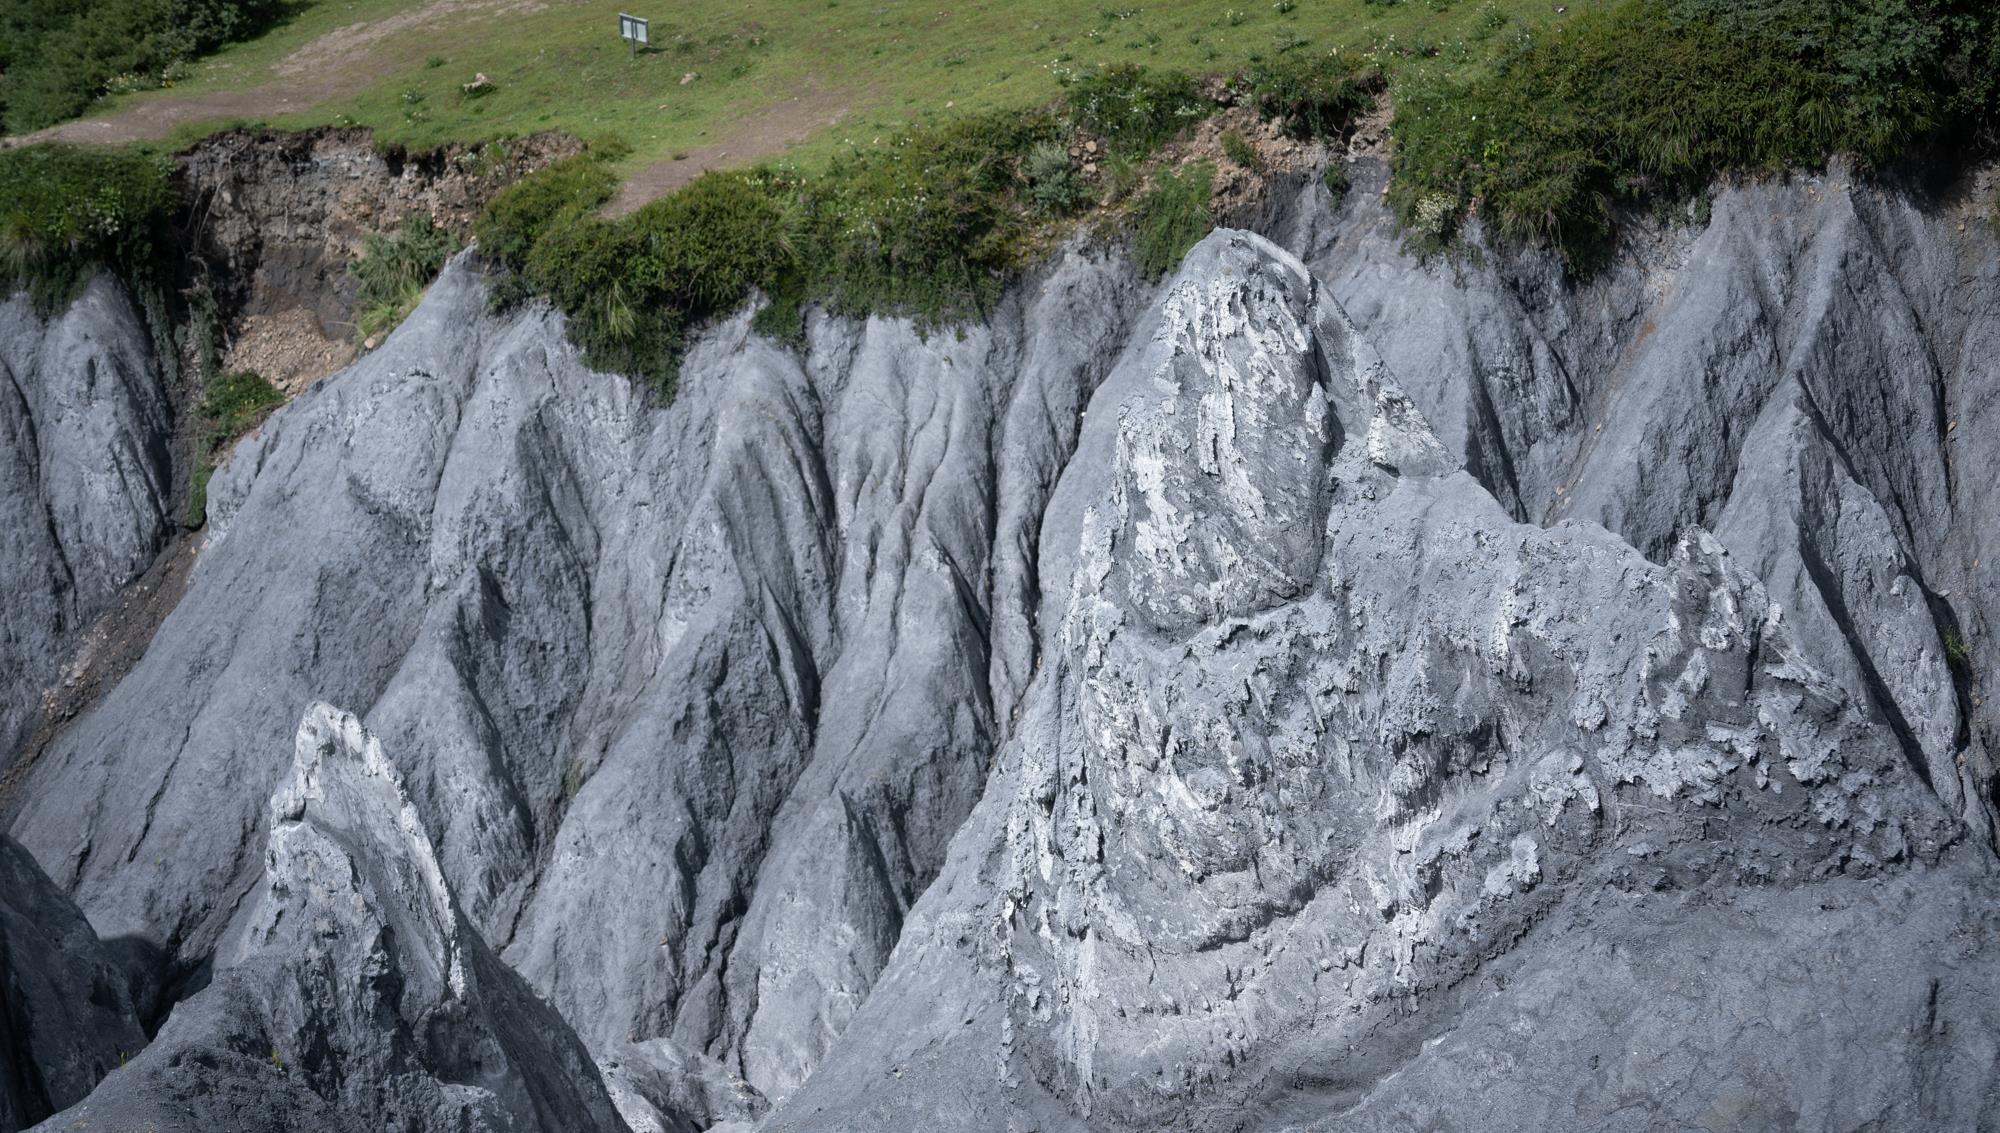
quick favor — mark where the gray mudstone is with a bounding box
[6,161,2000,1132]
[0,836,147,1133]
[765,227,2000,1133]
[0,279,171,767]
[34,702,632,1133]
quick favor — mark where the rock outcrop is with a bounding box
[3,159,1998,1131]
[0,279,172,774]
[764,228,2000,1132]
[36,702,633,1133]
[1287,161,2000,843]
[0,835,147,1133]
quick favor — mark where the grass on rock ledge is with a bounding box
[474,61,1357,390]
[8,0,1995,399]
[0,143,175,311]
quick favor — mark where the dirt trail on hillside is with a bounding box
[7,1,852,216]
[4,0,546,147]
[604,85,850,216]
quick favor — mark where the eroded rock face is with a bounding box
[762,229,2000,1132]
[5,163,1999,1132]
[0,279,171,771]
[1288,162,2000,843]
[6,243,1149,1119]
[36,702,631,1133]
[0,836,147,1133]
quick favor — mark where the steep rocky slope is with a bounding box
[37,701,633,1133]
[1290,162,1999,842]
[0,834,147,1132]
[2,160,1997,1130]
[0,281,172,775]
[767,227,2000,1132]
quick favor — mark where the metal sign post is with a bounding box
[619,12,649,59]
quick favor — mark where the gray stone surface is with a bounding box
[35,702,631,1133]
[764,227,2000,1132]
[0,835,147,1133]
[6,243,1151,1120]
[4,162,1999,1131]
[0,279,171,769]
[1290,161,1999,843]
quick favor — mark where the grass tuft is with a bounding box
[352,213,461,340]
[186,368,284,527]
[1133,160,1214,279]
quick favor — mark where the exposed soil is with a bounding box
[222,307,357,394]
[179,126,581,388]
[1177,106,1338,219]
[604,83,851,216]
[4,0,548,147]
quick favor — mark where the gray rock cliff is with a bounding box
[0,279,172,771]
[0,834,147,1133]
[34,701,633,1133]
[3,160,1998,1130]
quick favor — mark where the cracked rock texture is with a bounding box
[35,702,632,1133]
[3,160,1999,1130]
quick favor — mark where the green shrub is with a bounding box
[186,368,283,527]
[626,172,793,311]
[480,150,797,386]
[1024,140,1090,217]
[787,110,1055,322]
[0,0,289,132]
[1133,160,1214,279]
[474,154,620,272]
[1322,161,1351,204]
[352,213,460,340]
[0,143,174,312]
[1220,128,1261,170]
[1388,0,1999,270]
[1064,64,1209,156]
[1244,54,1380,140]
[481,70,1225,390]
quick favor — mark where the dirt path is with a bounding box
[604,84,850,216]
[4,0,546,147]
[5,0,852,214]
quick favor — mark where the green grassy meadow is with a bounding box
[88,0,1563,171]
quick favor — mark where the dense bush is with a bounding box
[628,172,793,311]
[480,111,1074,386]
[1669,0,1999,153]
[474,154,620,275]
[1243,54,1381,140]
[1389,0,2000,269]
[0,143,174,311]
[479,151,796,385]
[0,0,289,133]
[787,110,1058,323]
[352,213,461,339]
[1133,161,1214,279]
[1064,64,1209,156]
[1023,140,1089,218]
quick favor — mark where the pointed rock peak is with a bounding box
[47,703,636,1133]
[242,702,464,1001]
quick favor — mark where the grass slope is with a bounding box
[68,0,1562,169]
